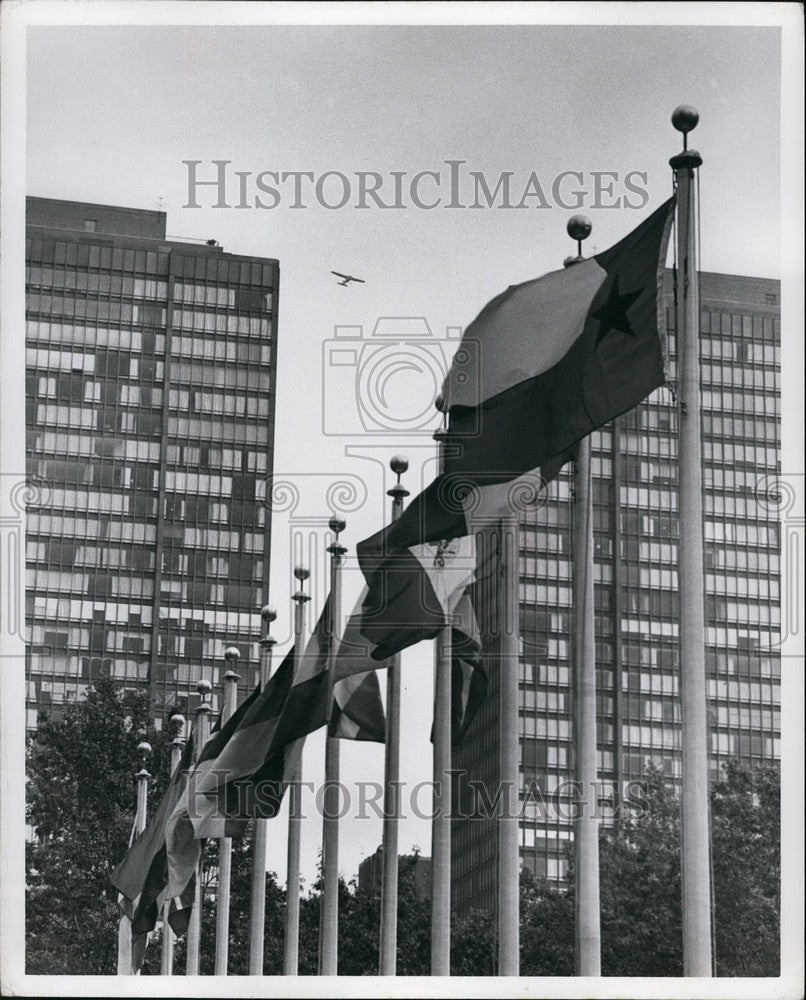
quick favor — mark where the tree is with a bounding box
[450,760,779,978]
[25,675,173,974]
[520,866,574,975]
[593,759,779,977]
[26,677,779,979]
[711,759,779,976]
[597,764,684,975]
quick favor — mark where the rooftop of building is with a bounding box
[25,195,278,265]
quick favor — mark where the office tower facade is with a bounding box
[357,846,433,901]
[452,270,782,914]
[24,197,279,728]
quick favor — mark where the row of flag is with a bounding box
[112,195,676,971]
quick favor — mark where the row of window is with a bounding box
[705,574,779,599]
[27,322,158,352]
[181,527,264,552]
[29,432,162,462]
[623,724,679,750]
[28,295,167,326]
[703,414,779,441]
[26,542,155,571]
[697,310,779,339]
[712,733,780,756]
[702,466,781,493]
[165,444,268,474]
[173,310,271,338]
[26,568,155,598]
[167,388,271,419]
[701,388,779,414]
[700,337,779,364]
[29,625,152,654]
[26,238,274,288]
[174,334,274,364]
[707,678,780,702]
[519,663,572,687]
[166,416,269,445]
[701,363,779,391]
[28,596,152,623]
[27,513,158,543]
[27,268,168,299]
[168,361,271,392]
[704,520,778,547]
[174,282,272,312]
[27,238,170,274]
[712,705,780,730]
[519,583,572,607]
[27,598,270,636]
[27,348,97,372]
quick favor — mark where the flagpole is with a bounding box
[319,518,346,975]
[379,455,409,976]
[248,604,277,975]
[498,512,520,976]
[431,410,452,976]
[214,655,241,975]
[160,713,185,976]
[117,740,151,975]
[565,216,602,977]
[186,679,212,976]
[284,565,310,976]
[669,105,711,978]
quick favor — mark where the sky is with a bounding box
[23,16,786,888]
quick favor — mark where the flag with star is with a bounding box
[441,197,675,483]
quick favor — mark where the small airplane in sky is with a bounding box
[331,271,365,287]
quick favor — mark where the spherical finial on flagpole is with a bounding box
[170,712,185,730]
[564,213,592,268]
[672,105,699,136]
[136,740,152,758]
[388,454,410,503]
[566,215,592,242]
[224,646,241,663]
[261,604,277,623]
[435,393,445,412]
[196,678,212,700]
[669,105,703,168]
[328,516,346,537]
[293,565,310,582]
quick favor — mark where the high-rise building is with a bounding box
[24,197,279,728]
[358,845,433,902]
[452,270,781,914]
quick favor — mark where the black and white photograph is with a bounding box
[0,3,802,997]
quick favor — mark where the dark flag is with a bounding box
[342,200,675,732]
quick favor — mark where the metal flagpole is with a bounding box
[379,455,409,976]
[248,604,277,975]
[498,512,520,976]
[185,678,212,975]
[160,713,186,976]
[117,740,152,974]
[319,517,347,975]
[284,565,310,976]
[669,105,712,978]
[214,654,241,975]
[132,741,151,976]
[565,216,602,977]
[117,740,151,976]
[431,407,452,976]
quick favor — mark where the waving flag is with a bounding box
[341,200,675,727]
[441,197,675,483]
[111,734,196,968]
